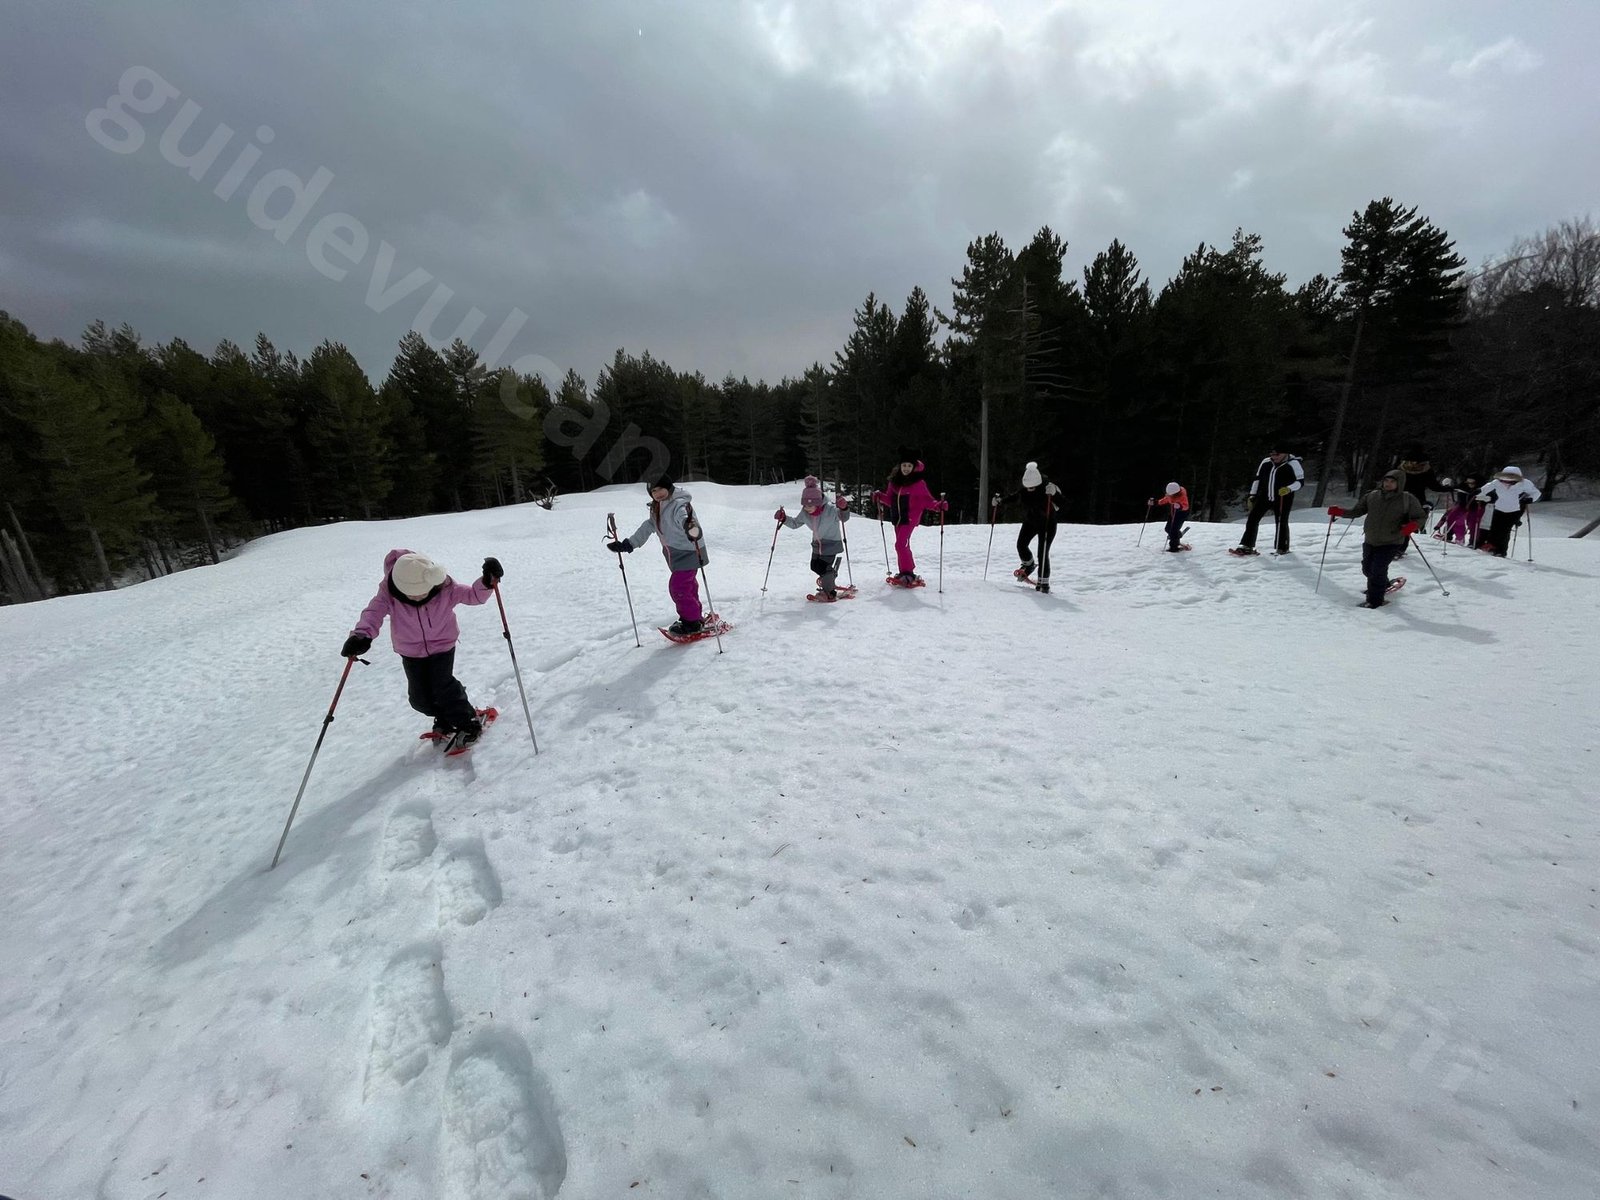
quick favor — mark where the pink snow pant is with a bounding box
[669,568,703,621]
[894,525,917,575]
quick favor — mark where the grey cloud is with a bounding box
[2,0,1596,386]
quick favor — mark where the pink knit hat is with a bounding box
[800,476,825,509]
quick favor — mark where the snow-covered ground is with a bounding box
[2,483,1597,1200]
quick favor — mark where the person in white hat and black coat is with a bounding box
[992,462,1061,591]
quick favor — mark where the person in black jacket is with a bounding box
[992,461,1062,592]
[1232,445,1304,556]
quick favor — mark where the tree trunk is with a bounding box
[197,503,221,565]
[87,525,113,590]
[6,503,44,587]
[1314,306,1364,507]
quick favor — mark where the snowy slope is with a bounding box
[2,484,1598,1200]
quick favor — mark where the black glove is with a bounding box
[341,633,371,658]
[607,539,631,553]
[481,556,503,586]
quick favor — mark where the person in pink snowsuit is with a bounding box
[341,548,502,744]
[872,454,947,585]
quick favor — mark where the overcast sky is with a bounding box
[3,0,1595,387]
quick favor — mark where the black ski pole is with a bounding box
[1040,494,1053,588]
[982,494,999,579]
[760,513,781,593]
[1335,513,1356,549]
[272,654,364,869]
[607,512,641,648]
[1136,498,1153,546]
[1314,515,1336,593]
[839,499,856,588]
[938,492,946,593]
[877,499,891,575]
[1408,534,1451,596]
[491,582,540,755]
[1525,508,1534,563]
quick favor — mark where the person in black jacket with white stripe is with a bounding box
[1232,445,1305,556]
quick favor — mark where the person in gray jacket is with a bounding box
[607,476,708,635]
[1327,468,1423,608]
[775,475,852,600]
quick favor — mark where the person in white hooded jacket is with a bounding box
[1476,466,1540,557]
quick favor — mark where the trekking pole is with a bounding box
[938,493,946,594]
[1408,534,1451,596]
[1040,494,1053,586]
[697,565,724,653]
[877,499,891,574]
[982,494,998,579]
[840,503,856,588]
[271,654,364,869]
[760,513,782,593]
[491,582,540,756]
[1335,515,1356,549]
[685,501,724,653]
[1136,499,1153,546]
[1314,515,1336,593]
[1510,524,1519,558]
[607,513,642,648]
[1525,508,1534,563]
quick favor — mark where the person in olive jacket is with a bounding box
[1327,469,1423,609]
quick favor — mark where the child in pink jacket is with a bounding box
[872,454,948,585]
[341,548,503,746]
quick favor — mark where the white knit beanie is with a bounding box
[1165,482,1181,496]
[1021,462,1042,487]
[391,552,446,599]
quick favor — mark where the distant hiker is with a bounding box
[1232,444,1304,556]
[1476,466,1540,557]
[994,461,1061,591]
[1151,481,1189,552]
[1434,475,1483,545]
[1395,445,1449,512]
[607,476,709,635]
[776,475,852,601]
[1327,469,1423,608]
[873,452,947,587]
[341,549,502,748]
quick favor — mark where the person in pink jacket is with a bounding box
[872,453,948,586]
[340,548,503,746]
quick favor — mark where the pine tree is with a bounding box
[147,392,235,563]
[301,341,392,519]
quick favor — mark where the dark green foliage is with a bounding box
[2,197,1589,601]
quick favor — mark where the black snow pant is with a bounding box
[1361,543,1404,606]
[1018,520,1059,579]
[810,550,841,593]
[1484,509,1521,557]
[1241,494,1294,553]
[401,648,477,730]
[1164,505,1188,550]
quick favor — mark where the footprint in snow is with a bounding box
[442,1030,567,1200]
[437,838,503,927]
[382,801,438,871]
[365,941,453,1096]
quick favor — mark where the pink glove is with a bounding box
[774,507,786,521]
[835,495,849,510]
[936,500,950,512]
[872,491,887,507]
